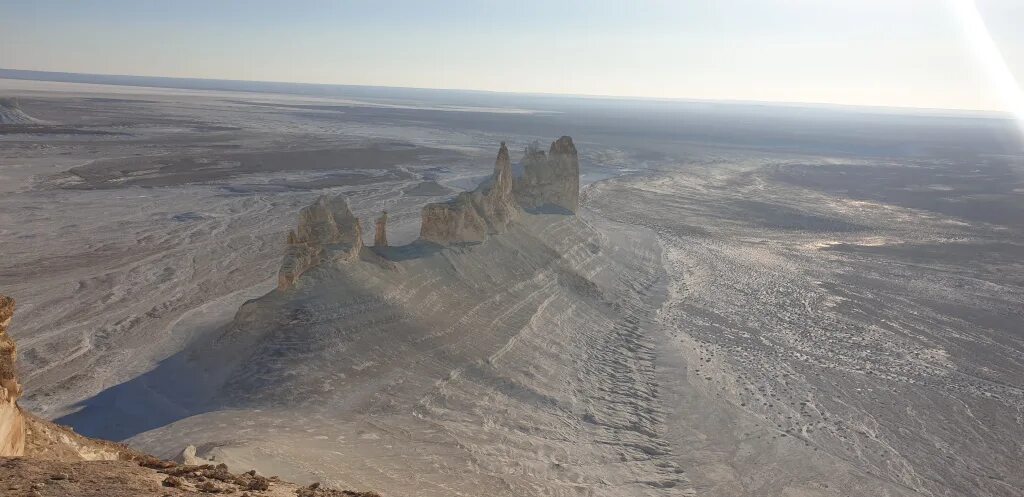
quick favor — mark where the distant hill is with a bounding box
[0,98,40,124]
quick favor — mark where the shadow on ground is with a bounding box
[57,350,216,441]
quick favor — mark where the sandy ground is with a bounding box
[1,77,1023,496]
[586,160,1024,496]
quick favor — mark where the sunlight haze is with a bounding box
[1,0,1022,112]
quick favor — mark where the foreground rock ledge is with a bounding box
[0,457,384,496]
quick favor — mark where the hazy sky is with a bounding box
[1,0,1022,112]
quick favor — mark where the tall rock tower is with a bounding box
[278,196,364,290]
[374,211,389,247]
[420,141,522,245]
[479,142,520,231]
[513,136,580,213]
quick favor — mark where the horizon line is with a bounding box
[0,66,1013,119]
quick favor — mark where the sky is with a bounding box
[1,0,1022,113]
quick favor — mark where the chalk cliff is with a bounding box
[0,295,25,456]
[138,134,679,496]
[420,141,521,244]
[514,136,580,213]
[277,136,579,286]
[278,196,364,290]
[479,141,520,230]
[419,192,489,244]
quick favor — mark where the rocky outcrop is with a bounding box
[277,137,580,283]
[420,141,521,245]
[0,456,383,497]
[420,193,489,244]
[513,136,580,213]
[279,196,364,290]
[0,296,20,402]
[173,444,215,466]
[0,295,25,457]
[374,211,389,247]
[478,141,520,231]
[22,415,125,460]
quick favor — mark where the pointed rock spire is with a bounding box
[374,211,389,247]
[494,141,512,195]
[420,141,523,244]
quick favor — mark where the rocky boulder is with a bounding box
[172,444,215,466]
